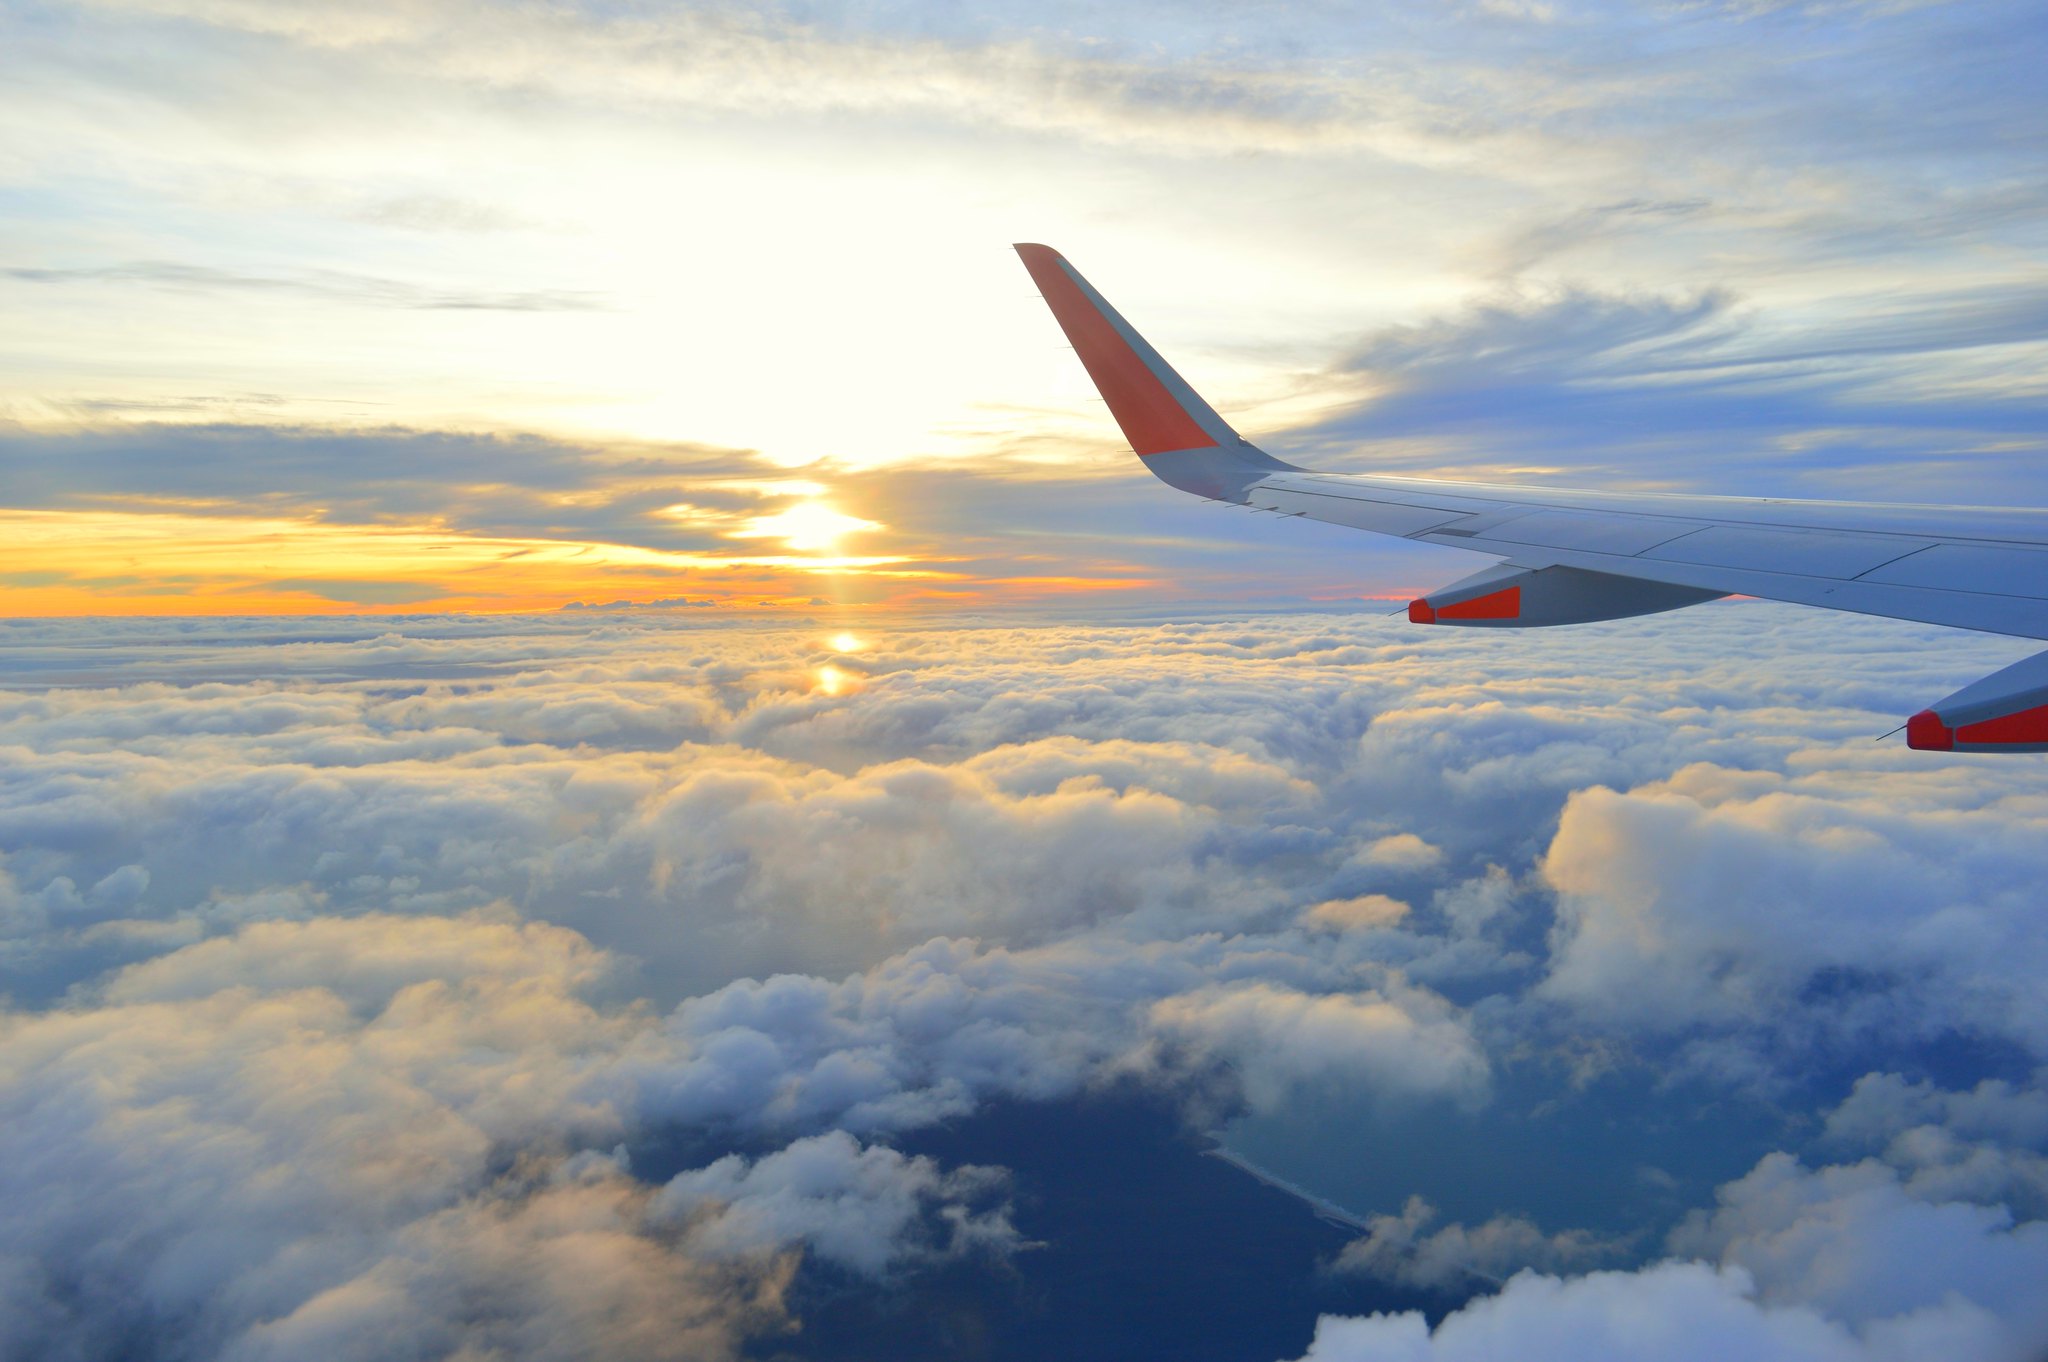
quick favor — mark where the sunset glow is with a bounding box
[0,508,927,616]
[4,0,2033,618]
[8,0,2042,618]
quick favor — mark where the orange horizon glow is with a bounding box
[0,459,1202,614]
[0,508,955,617]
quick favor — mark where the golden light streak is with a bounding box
[0,509,938,616]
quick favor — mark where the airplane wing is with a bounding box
[1014,242,2048,752]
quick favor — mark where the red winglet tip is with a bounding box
[1013,244,1219,457]
[1408,599,1436,624]
[1905,709,1954,752]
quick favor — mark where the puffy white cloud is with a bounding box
[1303,894,1413,932]
[623,932,1482,1136]
[217,1177,793,1362]
[1825,1071,2048,1152]
[626,939,1108,1136]
[626,740,1243,954]
[1148,980,1488,1112]
[1292,1262,1881,1362]
[97,910,611,1010]
[1535,759,2048,1070]
[0,913,787,1361]
[653,1131,1021,1277]
[1669,1153,2048,1337]
[1301,1147,2048,1362]
[1821,1072,2048,1209]
[1355,835,1445,872]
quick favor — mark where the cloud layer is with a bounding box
[2,607,2046,1357]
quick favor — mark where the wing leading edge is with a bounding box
[1013,243,2048,753]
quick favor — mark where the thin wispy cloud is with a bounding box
[5,260,605,311]
[1285,281,2048,500]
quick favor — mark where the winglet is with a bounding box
[1013,243,1231,456]
[1014,244,1296,502]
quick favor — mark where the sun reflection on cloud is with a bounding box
[829,632,864,653]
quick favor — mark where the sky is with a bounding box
[5,2,2048,1361]
[4,0,2048,614]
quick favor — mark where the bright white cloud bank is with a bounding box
[1,606,2045,1359]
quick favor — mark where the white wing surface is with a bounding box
[1014,243,2048,752]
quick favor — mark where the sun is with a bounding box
[735,501,880,553]
[829,632,863,653]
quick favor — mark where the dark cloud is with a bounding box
[1332,1195,1631,1290]
[0,423,782,554]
